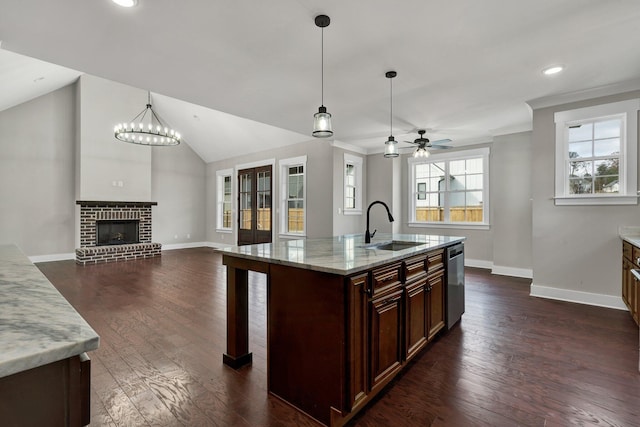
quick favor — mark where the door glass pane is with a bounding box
[239,173,252,230]
[257,171,271,231]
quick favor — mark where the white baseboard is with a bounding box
[464,258,493,269]
[530,283,626,310]
[492,265,533,279]
[161,242,211,251]
[30,253,75,263]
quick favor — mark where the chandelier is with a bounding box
[114,92,181,146]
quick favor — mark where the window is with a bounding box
[408,147,489,228]
[216,169,233,231]
[554,99,639,205]
[279,156,307,236]
[343,153,363,214]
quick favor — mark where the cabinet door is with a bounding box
[347,273,368,411]
[427,270,446,340]
[632,270,639,324]
[405,278,427,361]
[369,289,403,392]
[623,258,631,310]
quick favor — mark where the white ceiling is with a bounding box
[1,0,640,162]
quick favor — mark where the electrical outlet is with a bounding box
[186,233,190,239]
[174,234,178,239]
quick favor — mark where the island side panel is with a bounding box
[268,263,346,426]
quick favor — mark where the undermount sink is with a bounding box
[362,240,424,251]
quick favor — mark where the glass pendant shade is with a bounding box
[384,136,399,158]
[313,105,333,138]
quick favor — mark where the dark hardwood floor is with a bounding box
[37,248,640,426]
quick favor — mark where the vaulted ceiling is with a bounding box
[2,0,640,162]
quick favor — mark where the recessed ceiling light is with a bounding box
[542,65,564,76]
[112,0,138,7]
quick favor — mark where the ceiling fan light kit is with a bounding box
[114,92,181,146]
[383,70,399,158]
[312,14,333,138]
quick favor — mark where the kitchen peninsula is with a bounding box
[220,233,464,427]
[0,245,99,426]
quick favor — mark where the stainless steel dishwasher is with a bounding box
[446,243,465,329]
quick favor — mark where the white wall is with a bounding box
[0,85,76,257]
[206,140,334,245]
[152,142,206,245]
[77,75,152,202]
[0,76,207,257]
[332,148,366,236]
[366,153,399,236]
[531,90,640,308]
[491,132,533,275]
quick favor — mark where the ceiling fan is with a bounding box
[404,129,452,150]
[404,129,452,158]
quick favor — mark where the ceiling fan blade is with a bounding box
[429,138,452,145]
[427,144,452,150]
[403,140,419,145]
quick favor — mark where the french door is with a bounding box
[237,165,272,245]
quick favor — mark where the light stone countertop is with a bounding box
[0,244,99,379]
[219,233,465,276]
[619,226,640,247]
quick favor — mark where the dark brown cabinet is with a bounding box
[226,242,461,427]
[405,277,428,361]
[369,288,403,392]
[427,269,446,340]
[347,273,368,412]
[621,240,639,326]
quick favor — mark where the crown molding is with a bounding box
[330,140,368,155]
[526,78,640,110]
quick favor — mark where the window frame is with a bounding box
[215,168,233,232]
[279,155,307,238]
[554,99,639,205]
[343,153,363,215]
[407,147,490,230]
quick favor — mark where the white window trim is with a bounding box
[554,99,639,206]
[279,155,307,238]
[407,147,490,229]
[215,168,233,233]
[343,153,363,215]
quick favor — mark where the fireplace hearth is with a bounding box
[76,201,161,265]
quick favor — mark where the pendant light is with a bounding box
[383,71,399,158]
[114,92,181,146]
[312,15,333,138]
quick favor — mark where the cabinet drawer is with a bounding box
[623,241,632,260]
[404,255,427,283]
[633,245,640,267]
[426,249,444,274]
[371,262,402,297]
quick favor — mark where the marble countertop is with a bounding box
[219,233,465,275]
[0,245,99,379]
[619,226,640,247]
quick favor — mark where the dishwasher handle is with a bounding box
[448,244,464,259]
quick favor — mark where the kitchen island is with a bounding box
[220,233,464,426]
[0,245,99,426]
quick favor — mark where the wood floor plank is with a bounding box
[36,250,640,427]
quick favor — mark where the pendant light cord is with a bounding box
[389,77,393,134]
[321,26,324,106]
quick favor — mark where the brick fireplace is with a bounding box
[75,201,161,265]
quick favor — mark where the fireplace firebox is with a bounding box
[96,220,139,246]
